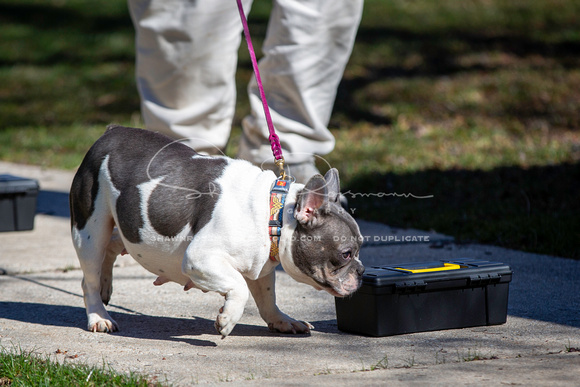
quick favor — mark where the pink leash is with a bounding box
[235,0,287,178]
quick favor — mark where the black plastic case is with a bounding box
[335,258,512,337]
[0,175,39,232]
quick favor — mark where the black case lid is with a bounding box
[0,175,39,194]
[360,258,512,294]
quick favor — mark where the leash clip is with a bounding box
[275,158,288,180]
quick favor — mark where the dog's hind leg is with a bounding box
[72,202,119,333]
[100,228,124,306]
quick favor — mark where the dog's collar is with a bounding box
[268,178,291,262]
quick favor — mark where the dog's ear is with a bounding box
[323,168,341,203]
[295,174,327,227]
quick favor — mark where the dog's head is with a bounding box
[280,168,364,297]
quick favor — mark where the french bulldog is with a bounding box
[70,125,364,337]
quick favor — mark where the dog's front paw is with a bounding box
[88,314,118,333]
[214,306,243,338]
[215,314,235,338]
[268,316,314,334]
[215,309,238,338]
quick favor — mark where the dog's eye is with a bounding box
[341,250,352,260]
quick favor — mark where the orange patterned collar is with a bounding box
[268,178,291,261]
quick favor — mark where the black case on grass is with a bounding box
[335,258,512,337]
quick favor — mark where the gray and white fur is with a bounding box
[70,125,364,337]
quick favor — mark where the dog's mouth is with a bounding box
[321,264,363,298]
[329,275,362,297]
[284,253,365,297]
[326,288,345,298]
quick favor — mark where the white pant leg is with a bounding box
[128,0,252,153]
[240,0,363,165]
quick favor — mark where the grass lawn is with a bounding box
[1,0,579,260]
[0,347,161,386]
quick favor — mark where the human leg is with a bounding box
[128,0,252,153]
[239,0,363,171]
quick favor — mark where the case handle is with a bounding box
[394,263,461,274]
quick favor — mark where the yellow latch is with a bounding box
[395,262,462,273]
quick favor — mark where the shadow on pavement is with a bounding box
[37,190,70,218]
[0,300,314,347]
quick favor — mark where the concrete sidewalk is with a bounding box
[1,161,578,385]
